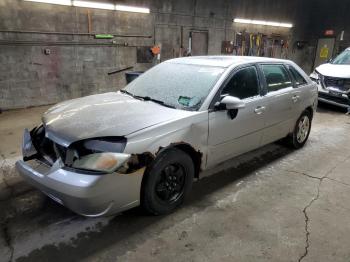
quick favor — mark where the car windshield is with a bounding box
[332,49,350,65]
[123,62,225,111]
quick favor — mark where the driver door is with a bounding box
[206,65,267,168]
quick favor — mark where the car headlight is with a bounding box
[72,152,131,173]
[67,137,130,173]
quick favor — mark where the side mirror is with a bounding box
[326,58,333,63]
[218,96,246,110]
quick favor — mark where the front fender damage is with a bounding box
[123,142,203,179]
[121,152,155,174]
[123,114,208,177]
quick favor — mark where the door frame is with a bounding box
[208,63,265,111]
[189,30,209,56]
[255,62,297,144]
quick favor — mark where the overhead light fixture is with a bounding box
[23,0,150,13]
[234,18,293,28]
[115,4,150,13]
[73,0,114,10]
[23,0,71,6]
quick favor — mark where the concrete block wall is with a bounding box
[1,0,310,110]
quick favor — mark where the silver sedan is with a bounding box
[16,56,318,217]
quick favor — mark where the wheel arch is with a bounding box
[155,142,202,179]
[171,143,202,179]
[305,106,314,120]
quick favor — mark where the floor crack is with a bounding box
[298,179,321,262]
[324,177,350,187]
[297,154,350,262]
[284,170,321,180]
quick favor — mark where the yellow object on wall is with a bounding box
[320,46,329,58]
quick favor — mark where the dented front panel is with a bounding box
[124,111,209,170]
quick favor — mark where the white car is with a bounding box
[16,56,318,217]
[310,47,350,108]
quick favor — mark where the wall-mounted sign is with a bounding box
[324,30,334,36]
[320,46,329,58]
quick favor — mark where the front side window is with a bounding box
[124,62,225,111]
[221,66,260,99]
[288,65,307,86]
[262,64,292,92]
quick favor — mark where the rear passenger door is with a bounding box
[259,64,295,145]
[286,64,309,117]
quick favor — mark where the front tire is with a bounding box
[141,148,194,215]
[286,110,312,149]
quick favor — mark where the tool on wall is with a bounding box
[135,45,161,64]
[186,32,192,56]
[281,39,289,59]
[151,45,161,56]
[87,10,92,34]
[94,34,114,39]
[108,66,134,75]
[235,32,242,55]
[231,31,289,59]
[256,34,262,56]
[241,33,246,55]
[151,44,161,63]
[179,26,184,57]
[221,41,234,54]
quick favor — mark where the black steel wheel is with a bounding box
[142,148,194,215]
[155,163,186,204]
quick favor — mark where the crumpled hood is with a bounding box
[316,63,350,78]
[42,92,193,146]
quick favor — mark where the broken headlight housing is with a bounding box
[66,137,130,174]
[310,70,321,85]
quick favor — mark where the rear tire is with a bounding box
[285,110,312,149]
[141,148,194,215]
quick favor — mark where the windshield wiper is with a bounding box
[135,95,176,109]
[120,90,175,109]
[119,89,135,97]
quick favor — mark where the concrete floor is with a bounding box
[1,104,350,262]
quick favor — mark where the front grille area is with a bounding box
[31,126,67,165]
[323,76,350,92]
[54,143,67,162]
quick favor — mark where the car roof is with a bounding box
[166,56,290,68]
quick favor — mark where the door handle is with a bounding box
[292,95,300,103]
[254,106,266,114]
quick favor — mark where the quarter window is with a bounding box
[262,64,292,92]
[222,66,260,99]
[288,65,307,86]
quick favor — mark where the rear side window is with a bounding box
[261,64,292,92]
[222,66,260,99]
[288,65,307,86]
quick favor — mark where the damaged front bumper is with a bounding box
[318,89,350,108]
[16,129,145,217]
[316,81,350,108]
